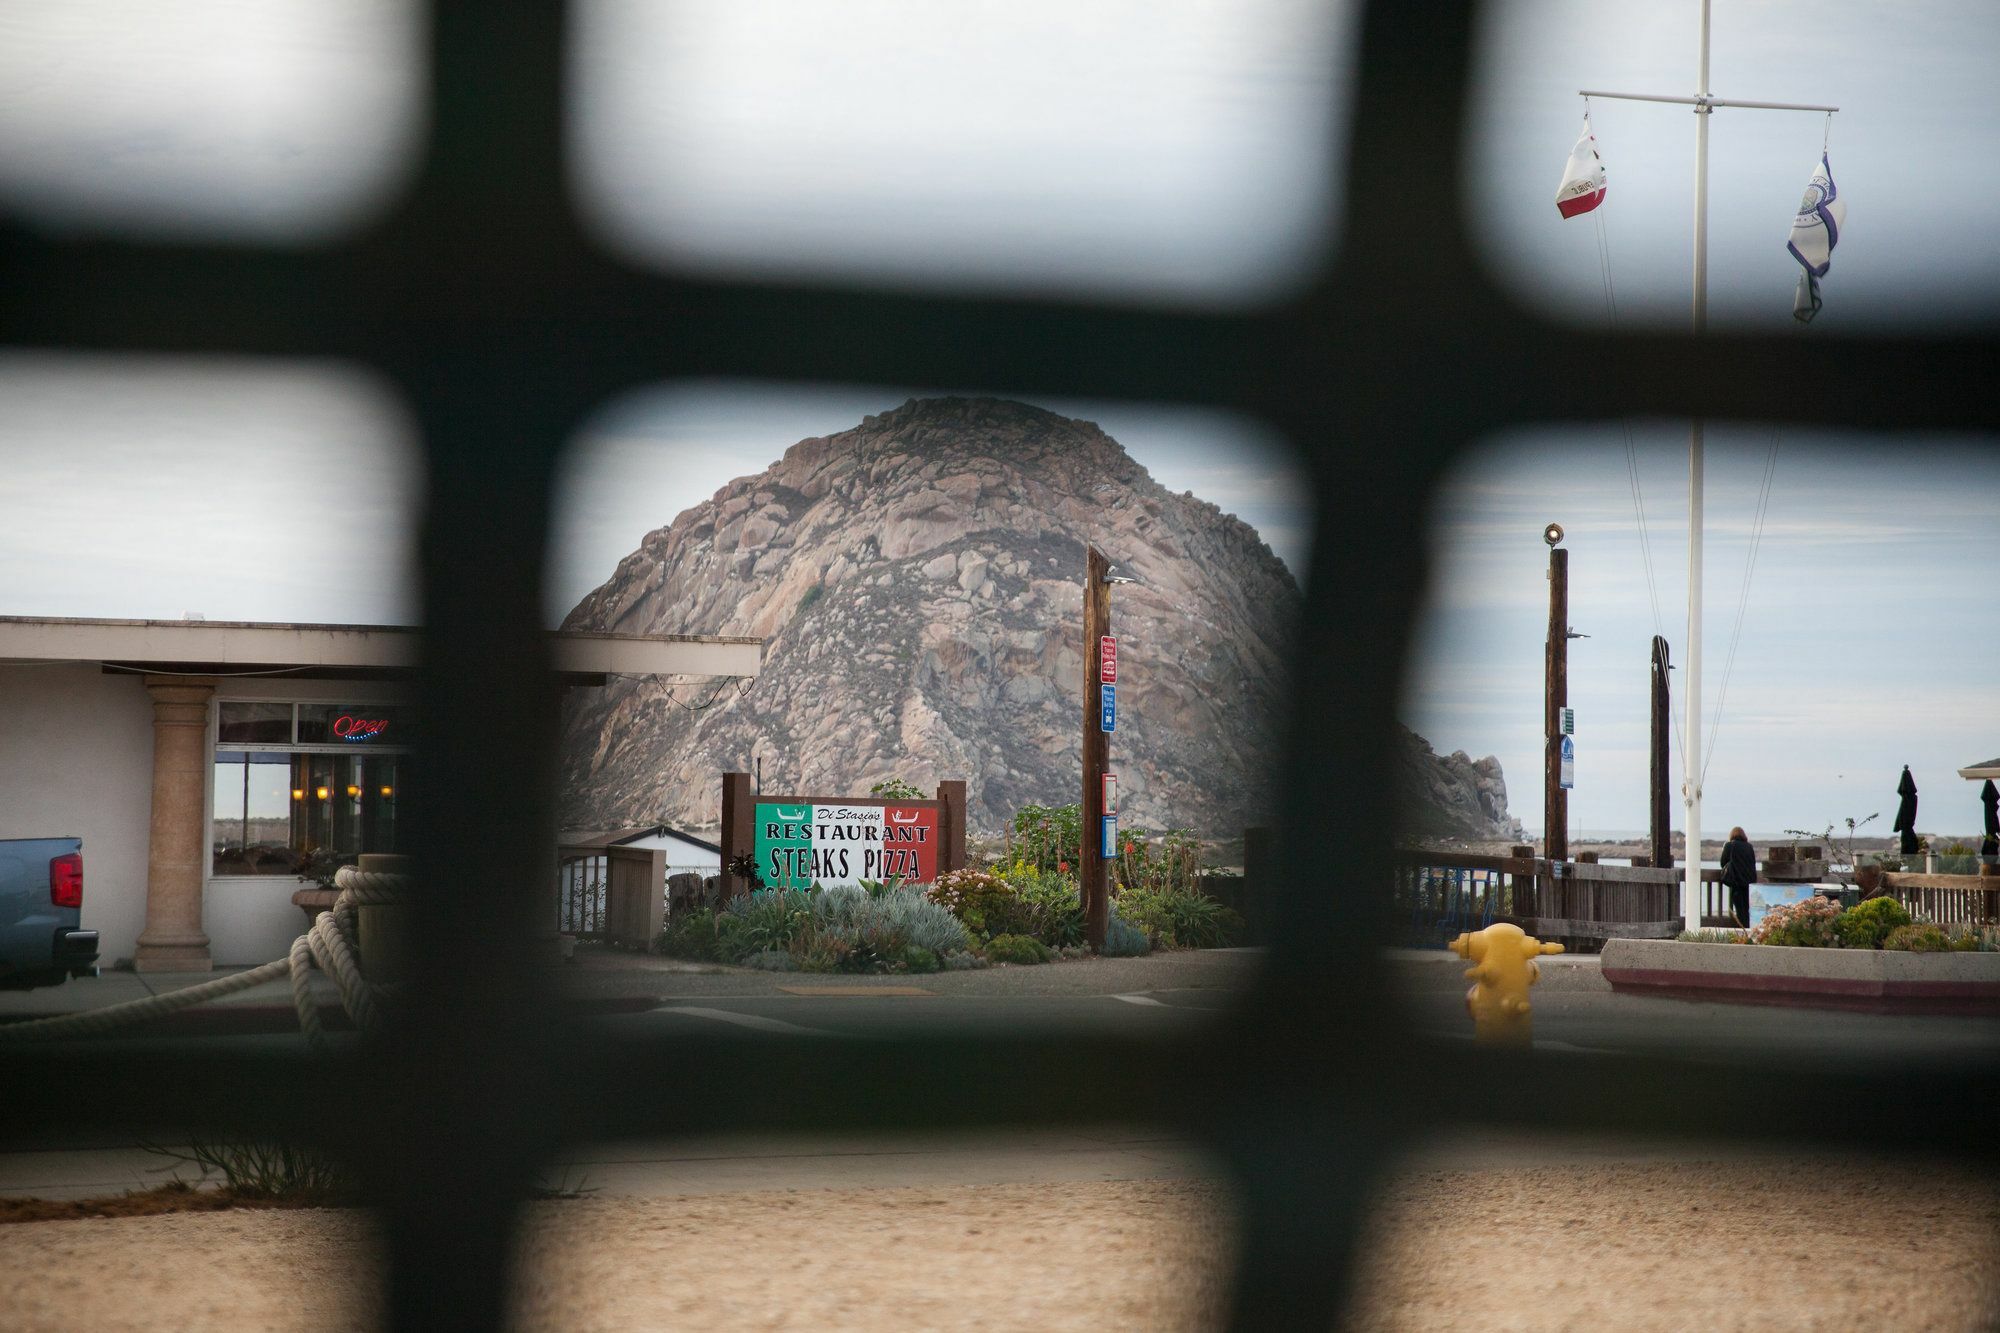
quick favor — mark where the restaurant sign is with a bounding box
[753,800,940,890]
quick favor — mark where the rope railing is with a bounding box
[0,865,407,1050]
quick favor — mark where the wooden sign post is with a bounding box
[1081,546,1111,951]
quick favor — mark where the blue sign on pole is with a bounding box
[1559,735,1575,790]
[1100,684,1116,732]
[1101,815,1118,858]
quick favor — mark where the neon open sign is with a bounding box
[333,714,390,742]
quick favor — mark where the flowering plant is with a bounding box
[1749,895,1841,947]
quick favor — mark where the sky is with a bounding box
[1,1,1996,839]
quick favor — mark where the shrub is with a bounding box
[997,865,1086,947]
[1750,896,1841,947]
[658,910,724,962]
[815,884,970,963]
[1102,915,1151,957]
[985,934,1052,965]
[902,946,940,974]
[1882,923,1950,953]
[867,777,924,801]
[927,868,1023,937]
[1832,896,1913,949]
[1113,827,1203,896]
[1008,803,1082,874]
[720,889,815,955]
[1676,929,1748,944]
[1116,887,1242,949]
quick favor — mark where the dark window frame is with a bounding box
[3,4,1994,1329]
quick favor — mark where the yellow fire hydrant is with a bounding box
[1447,923,1564,1046]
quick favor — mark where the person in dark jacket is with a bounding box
[1721,827,1757,928]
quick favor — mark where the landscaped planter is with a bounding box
[1601,939,2000,1015]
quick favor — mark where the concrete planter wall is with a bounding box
[1601,939,2000,1015]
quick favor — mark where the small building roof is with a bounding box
[561,825,722,854]
[1959,757,2000,780]
[0,615,761,685]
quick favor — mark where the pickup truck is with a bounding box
[0,837,100,990]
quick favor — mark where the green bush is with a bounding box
[720,889,816,955]
[694,886,967,972]
[1116,887,1242,949]
[1750,896,1841,947]
[1882,923,1950,953]
[997,865,1085,947]
[985,934,1052,965]
[926,868,1023,938]
[866,777,924,801]
[1008,803,1082,874]
[1832,896,1913,949]
[1102,915,1151,957]
[1112,827,1203,895]
[658,910,724,962]
[1675,929,1749,943]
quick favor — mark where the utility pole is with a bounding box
[1080,546,1111,951]
[1649,636,1672,870]
[1543,532,1568,865]
[1581,0,1838,933]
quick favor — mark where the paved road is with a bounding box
[6,947,1997,1200]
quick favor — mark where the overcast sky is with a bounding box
[1,0,1995,838]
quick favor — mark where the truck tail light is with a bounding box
[50,852,83,909]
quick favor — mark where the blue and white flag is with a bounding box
[1787,153,1844,322]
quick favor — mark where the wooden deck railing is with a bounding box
[1396,852,2000,949]
[1392,850,1736,951]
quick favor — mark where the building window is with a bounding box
[211,702,409,877]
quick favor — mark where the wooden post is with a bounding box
[1650,635,1673,870]
[1081,546,1110,951]
[720,771,754,901]
[1544,545,1569,866]
[935,780,967,874]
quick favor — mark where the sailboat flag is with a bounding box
[1787,153,1844,323]
[1555,118,1607,218]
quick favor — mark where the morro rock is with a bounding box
[557,395,1520,844]
[557,397,1297,836]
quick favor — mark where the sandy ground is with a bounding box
[3,1162,1995,1330]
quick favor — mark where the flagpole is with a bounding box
[1574,3,1837,934]
[1684,0,1711,934]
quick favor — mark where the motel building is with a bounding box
[0,616,761,972]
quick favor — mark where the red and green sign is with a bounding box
[753,800,940,890]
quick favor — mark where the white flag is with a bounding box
[1786,153,1843,277]
[1555,118,1607,219]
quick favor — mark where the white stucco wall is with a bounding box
[0,665,153,963]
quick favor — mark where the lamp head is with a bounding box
[1544,523,1565,547]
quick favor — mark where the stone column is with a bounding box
[134,678,218,972]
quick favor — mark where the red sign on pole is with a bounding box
[1099,635,1117,684]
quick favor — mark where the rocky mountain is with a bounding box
[556,395,1519,844]
[1393,724,1523,842]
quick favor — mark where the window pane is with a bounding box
[217,702,293,745]
[298,704,410,747]
[211,750,298,875]
[569,0,1355,306]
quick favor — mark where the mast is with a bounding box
[1685,0,1711,933]
[1578,1,1836,933]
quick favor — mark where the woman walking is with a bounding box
[1721,827,1757,929]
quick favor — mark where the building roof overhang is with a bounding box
[0,616,762,686]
